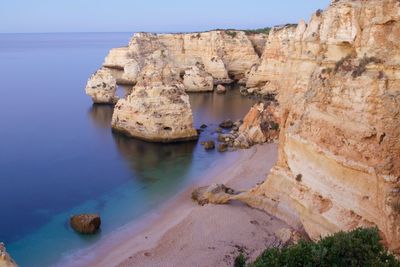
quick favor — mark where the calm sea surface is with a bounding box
[0,33,255,267]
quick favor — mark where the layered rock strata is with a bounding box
[203,0,400,253]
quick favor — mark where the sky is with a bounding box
[0,0,331,33]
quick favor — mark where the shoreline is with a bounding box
[60,143,285,267]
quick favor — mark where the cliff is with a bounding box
[87,30,264,141]
[240,0,400,253]
[102,30,261,87]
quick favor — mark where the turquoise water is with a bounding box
[0,33,255,267]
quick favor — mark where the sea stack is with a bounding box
[111,64,198,142]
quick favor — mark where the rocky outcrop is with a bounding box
[238,0,400,254]
[70,214,101,234]
[91,30,262,93]
[85,68,117,104]
[183,63,214,92]
[111,63,198,142]
[233,102,279,148]
[0,243,18,267]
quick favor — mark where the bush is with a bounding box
[234,253,247,267]
[246,228,400,267]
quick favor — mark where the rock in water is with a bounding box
[218,143,228,152]
[111,64,198,142]
[216,84,226,94]
[183,63,214,92]
[85,68,117,104]
[0,243,18,267]
[202,140,215,150]
[219,119,234,129]
[70,214,101,234]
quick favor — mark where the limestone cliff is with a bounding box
[240,0,400,253]
[100,30,261,89]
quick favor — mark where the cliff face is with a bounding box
[88,30,263,142]
[243,0,400,253]
[103,30,261,87]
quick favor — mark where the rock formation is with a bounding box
[183,63,214,92]
[85,68,117,104]
[85,30,265,142]
[199,0,400,254]
[233,102,279,148]
[0,243,18,267]
[111,62,199,142]
[70,214,101,234]
[87,30,262,96]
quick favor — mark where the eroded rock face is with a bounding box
[0,243,18,267]
[234,102,279,148]
[241,0,400,253]
[95,30,261,91]
[183,63,214,92]
[111,64,198,142]
[85,68,117,104]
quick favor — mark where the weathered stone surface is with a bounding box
[111,63,198,142]
[85,68,117,104]
[192,184,237,206]
[70,214,101,234]
[183,63,214,92]
[233,102,279,147]
[0,243,18,267]
[241,0,400,253]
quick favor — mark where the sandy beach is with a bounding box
[62,143,288,267]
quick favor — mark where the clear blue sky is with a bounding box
[0,0,331,33]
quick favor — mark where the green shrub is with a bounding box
[234,253,247,267]
[247,228,400,267]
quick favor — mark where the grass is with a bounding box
[237,228,400,267]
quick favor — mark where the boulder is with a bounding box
[183,64,214,92]
[202,140,215,150]
[216,84,226,94]
[218,143,228,152]
[192,184,237,206]
[70,214,101,234]
[219,119,234,129]
[85,68,117,104]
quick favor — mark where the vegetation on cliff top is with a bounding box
[236,228,400,267]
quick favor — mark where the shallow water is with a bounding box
[0,33,255,267]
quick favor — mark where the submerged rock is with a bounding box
[70,214,101,234]
[85,68,117,104]
[0,243,18,267]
